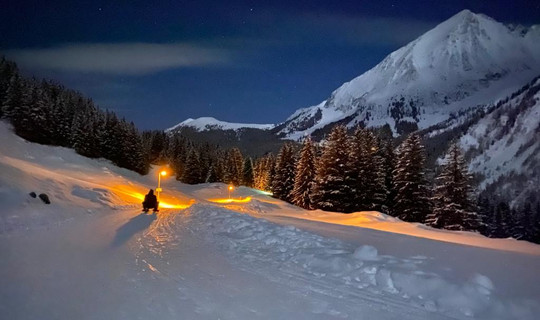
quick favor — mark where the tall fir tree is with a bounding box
[224,148,244,185]
[379,139,397,214]
[242,157,254,187]
[348,128,387,212]
[254,153,275,191]
[311,125,354,212]
[1,74,23,120]
[291,136,316,209]
[265,154,276,191]
[427,143,480,231]
[393,134,431,222]
[477,195,493,236]
[272,143,297,202]
[181,147,202,184]
[70,105,100,158]
[491,201,512,238]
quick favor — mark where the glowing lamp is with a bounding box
[157,169,168,201]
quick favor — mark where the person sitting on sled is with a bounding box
[142,189,159,212]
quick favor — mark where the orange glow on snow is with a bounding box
[111,184,193,209]
[208,196,252,204]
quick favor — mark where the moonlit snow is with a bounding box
[1,122,539,319]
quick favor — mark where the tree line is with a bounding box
[266,125,540,243]
[0,58,148,174]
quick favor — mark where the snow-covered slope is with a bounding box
[2,121,540,319]
[167,116,274,132]
[279,10,540,139]
[459,77,540,203]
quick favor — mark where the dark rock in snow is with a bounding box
[38,193,51,204]
[29,192,37,198]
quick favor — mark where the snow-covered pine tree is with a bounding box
[242,157,254,187]
[143,130,168,165]
[70,105,100,159]
[99,111,121,164]
[224,148,243,185]
[122,121,148,174]
[0,60,20,118]
[349,128,387,212]
[311,125,354,212]
[512,202,531,240]
[0,58,19,110]
[265,153,276,192]
[393,133,431,222]
[1,74,24,122]
[427,143,480,231]
[253,154,274,191]
[206,152,225,183]
[379,139,396,214]
[181,147,202,184]
[291,136,316,209]
[491,201,513,238]
[476,195,493,236]
[272,143,296,202]
[532,202,540,243]
[166,135,188,180]
[253,157,265,190]
[198,143,213,183]
[50,90,74,147]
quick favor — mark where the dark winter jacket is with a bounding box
[143,189,158,208]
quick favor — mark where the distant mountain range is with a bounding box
[166,117,274,132]
[170,10,540,140]
[167,9,540,204]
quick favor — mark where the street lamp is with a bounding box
[228,185,234,199]
[156,170,167,201]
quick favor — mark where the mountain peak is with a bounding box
[278,10,540,139]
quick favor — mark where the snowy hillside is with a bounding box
[459,77,540,203]
[278,10,540,140]
[1,121,540,319]
[167,116,274,132]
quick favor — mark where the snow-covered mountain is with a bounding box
[278,10,540,140]
[167,117,274,132]
[460,76,540,204]
[417,75,540,206]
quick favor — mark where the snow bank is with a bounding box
[188,204,539,319]
[0,122,192,233]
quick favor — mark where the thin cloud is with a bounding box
[240,11,436,47]
[308,14,437,46]
[5,43,232,75]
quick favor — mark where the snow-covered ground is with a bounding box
[1,122,539,319]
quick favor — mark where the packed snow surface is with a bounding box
[166,116,275,132]
[1,122,539,319]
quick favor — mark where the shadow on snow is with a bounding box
[111,213,156,247]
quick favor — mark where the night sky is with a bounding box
[1,0,539,130]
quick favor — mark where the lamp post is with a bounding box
[228,185,234,199]
[156,170,167,201]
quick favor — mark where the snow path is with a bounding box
[1,207,448,320]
